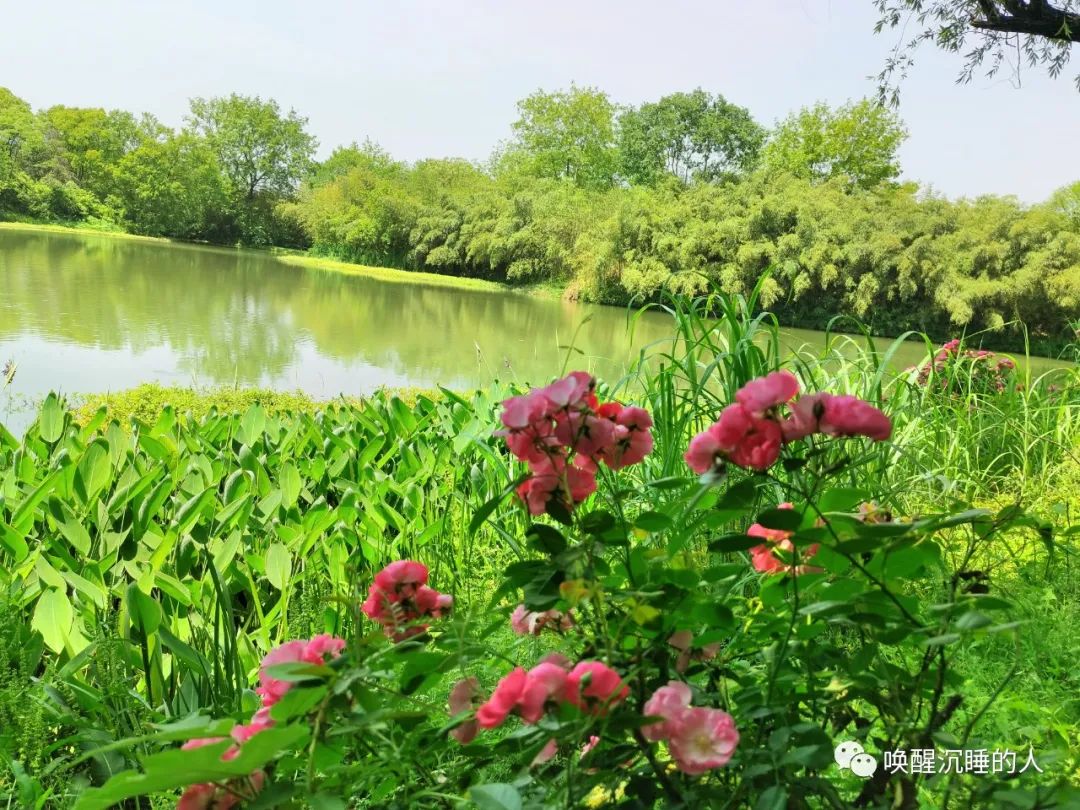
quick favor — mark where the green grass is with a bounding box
[273,253,510,293]
[0,218,150,240]
[71,383,440,426]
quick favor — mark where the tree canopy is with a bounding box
[761,99,908,189]
[186,94,316,201]
[618,89,764,185]
[504,85,619,190]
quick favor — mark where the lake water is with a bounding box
[0,228,1072,431]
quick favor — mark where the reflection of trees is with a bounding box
[0,229,674,388]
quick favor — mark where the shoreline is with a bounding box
[0,219,553,296]
[2,220,1075,359]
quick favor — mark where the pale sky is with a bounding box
[2,0,1078,201]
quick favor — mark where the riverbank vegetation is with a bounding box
[1,292,1078,807]
[2,86,1078,351]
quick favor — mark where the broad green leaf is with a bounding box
[74,439,112,504]
[32,589,73,653]
[39,393,64,443]
[174,486,214,536]
[265,542,291,591]
[73,724,309,810]
[0,521,29,561]
[126,584,162,636]
[279,462,301,509]
[468,784,522,810]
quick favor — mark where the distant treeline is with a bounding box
[1,85,1078,348]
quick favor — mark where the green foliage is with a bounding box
[618,88,765,185]
[1,84,1077,351]
[503,85,619,190]
[115,134,229,239]
[17,293,1073,808]
[186,94,316,202]
[761,98,908,189]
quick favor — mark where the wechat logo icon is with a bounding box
[835,741,878,778]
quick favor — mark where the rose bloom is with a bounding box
[563,661,629,714]
[685,403,783,473]
[642,681,693,741]
[448,677,480,744]
[667,630,721,674]
[476,667,528,729]
[734,370,799,415]
[747,503,820,576]
[667,706,740,774]
[372,560,429,598]
[781,392,891,442]
[518,662,570,723]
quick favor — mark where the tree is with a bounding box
[0,88,47,179]
[309,141,395,188]
[186,94,316,201]
[873,1,1080,102]
[618,89,764,185]
[761,99,908,189]
[505,86,618,190]
[115,133,228,239]
[40,105,144,197]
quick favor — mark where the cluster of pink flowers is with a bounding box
[746,502,821,576]
[914,339,1016,394]
[684,371,891,473]
[510,603,574,636]
[450,656,628,763]
[642,681,739,775]
[477,658,629,729]
[499,371,654,516]
[361,560,452,641]
[177,635,345,809]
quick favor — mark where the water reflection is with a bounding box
[0,228,1071,420]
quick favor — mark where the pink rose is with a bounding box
[781,393,891,442]
[580,735,601,759]
[667,631,721,674]
[667,706,739,774]
[518,661,570,723]
[373,560,429,598]
[255,635,345,706]
[746,503,795,544]
[477,667,528,729]
[500,390,553,430]
[176,783,216,810]
[302,634,346,663]
[540,371,594,410]
[727,416,782,470]
[735,371,799,415]
[684,425,725,474]
[531,738,559,766]
[816,394,892,441]
[642,681,693,741]
[449,677,480,744]
[563,661,629,714]
[255,640,308,707]
[747,504,820,575]
[685,404,783,473]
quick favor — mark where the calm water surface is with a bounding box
[0,228,1071,430]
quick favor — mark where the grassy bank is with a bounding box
[0,218,158,241]
[70,383,437,426]
[0,220,519,295]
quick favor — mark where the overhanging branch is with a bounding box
[971,1,1080,42]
